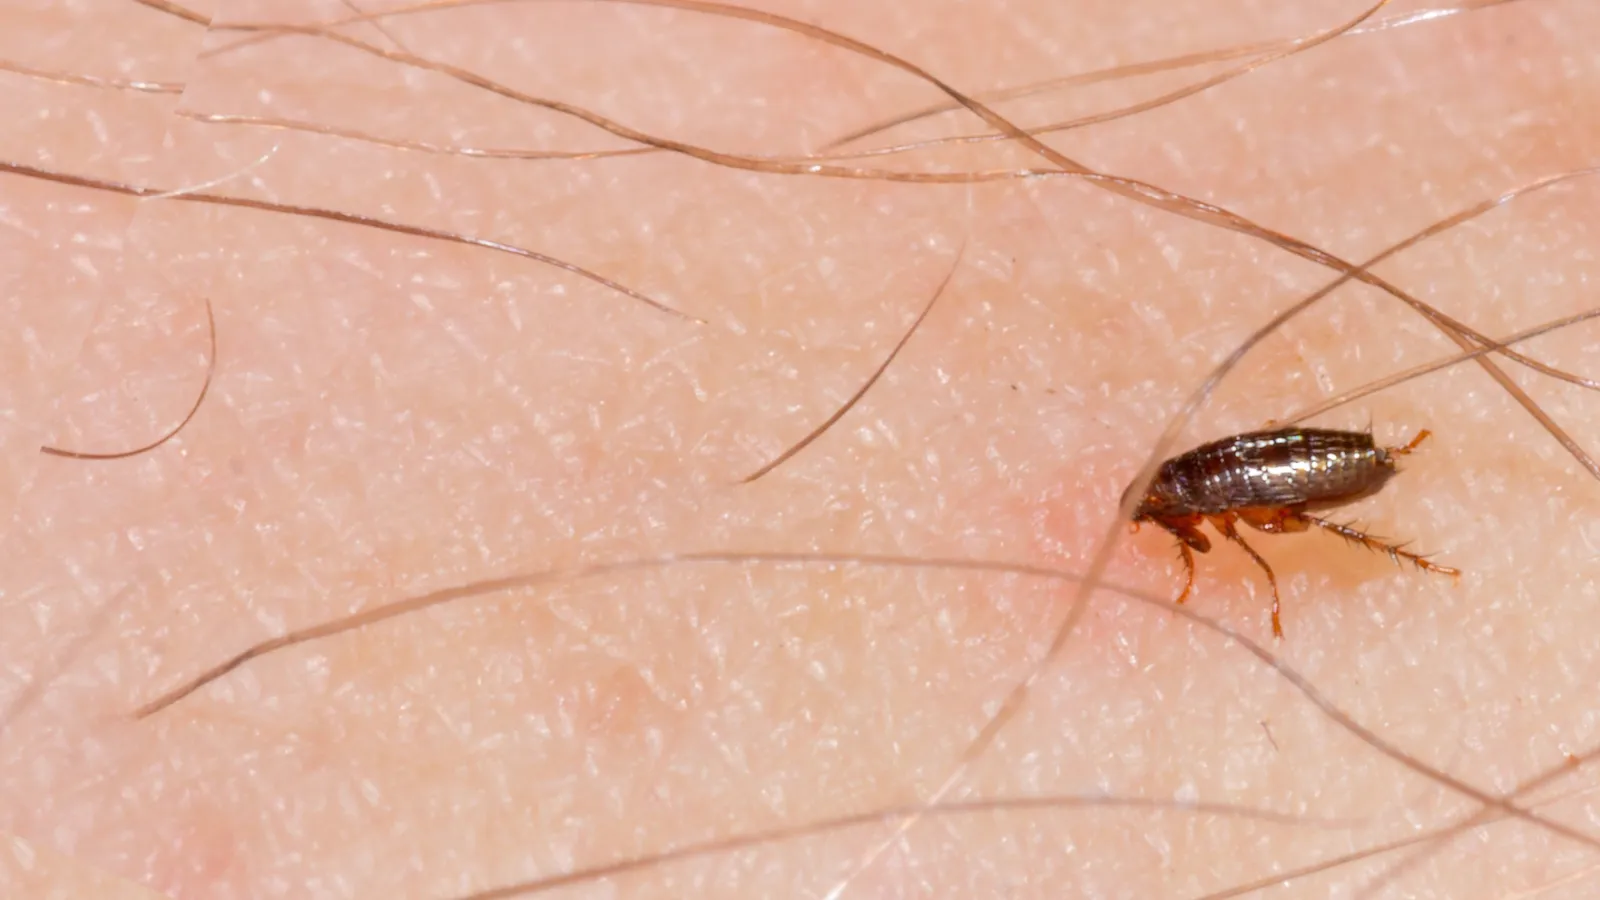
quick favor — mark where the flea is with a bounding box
[1125,427,1459,636]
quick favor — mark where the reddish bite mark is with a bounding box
[149,803,243,900]
[989,464,1147,648]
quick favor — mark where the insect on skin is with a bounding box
[1124,427,1460,637]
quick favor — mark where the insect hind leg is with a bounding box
[1298,514,1461,580]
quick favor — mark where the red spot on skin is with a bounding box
[149,802,242,900]
[977,453,1150,655]
[580,663,668,741]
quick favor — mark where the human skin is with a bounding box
[3,0,1599,898]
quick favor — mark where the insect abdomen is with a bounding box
[1157,428,1390,514]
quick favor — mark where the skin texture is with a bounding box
[3,0,1600,897]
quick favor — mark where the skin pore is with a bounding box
[3,0,1599,897]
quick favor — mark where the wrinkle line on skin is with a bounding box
[205,0,1600,877]
[739,239,967,483]
[459,794,1373,899]
[824,0,1528,149]
[0,161,701,322]
[1506,867,1600,900]
[128,550,1600,871]
[1495,861,1600,900]
[40,298,218,461]
[0,586,134,739]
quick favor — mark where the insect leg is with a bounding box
[1152,516,1208,605]
[1386,428,1434,457]
[1207,512,1286,638]
[1296,514,1462,580]
[1175,540,1197,605]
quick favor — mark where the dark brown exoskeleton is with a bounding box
[1124,427,1459,637]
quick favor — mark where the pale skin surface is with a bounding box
[2,0,1599,898]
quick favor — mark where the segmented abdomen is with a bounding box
[1154,428,1390,514]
